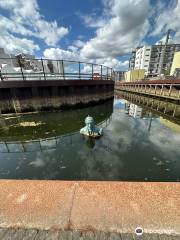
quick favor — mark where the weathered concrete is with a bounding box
[0,80,114,113]
[0,180,180,238]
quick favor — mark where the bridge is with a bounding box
[115,79,180,101]
[0,58,113,81]
[0,58,114,114]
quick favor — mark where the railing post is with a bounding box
[168,85,172,96]
[92,63,93,80]
[173,105,177,117]
[101,65,102,80]
[161,85,164,95]
[62,60,65,80]
[41,58,46,80]
[155,85,157,94]
[79,62,81,80]
[149,84,152,93]
[107,67,108,80]
[0,70,3,81]
[111,68,112,80]
[18,58,25,81]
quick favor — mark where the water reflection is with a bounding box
[0,95,180,181]
[0,117,111,153]
[116,91,180,126]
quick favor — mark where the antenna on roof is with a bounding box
[158,29,171,75]
[165,29,171,45]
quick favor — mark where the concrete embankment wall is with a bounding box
[0,80,114,114]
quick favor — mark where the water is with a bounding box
[0,95,180,181]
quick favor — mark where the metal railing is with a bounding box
[0,57,114,81]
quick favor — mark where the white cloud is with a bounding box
[73,40,85,48]
[0,32,39,54]
[96,58,129,70]
[150,0,180,42]
[43,47,128,71]
[81,14,108,28]
[0,0,69,54]
[43,48,80,61]
[80,0,150,59]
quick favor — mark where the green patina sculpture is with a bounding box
[80,116,103,138]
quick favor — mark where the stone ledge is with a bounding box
[0,180,179,236]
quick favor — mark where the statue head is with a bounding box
[85,115,95,132]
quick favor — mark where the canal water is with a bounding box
[0,94,180,181]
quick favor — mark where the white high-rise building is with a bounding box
[134,46,151,75]
[129,44,180,77]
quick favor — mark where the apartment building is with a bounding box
[129,44,180,77]
[129,49,136,70]
[134,46,151,75]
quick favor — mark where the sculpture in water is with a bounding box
[80,116,103,138]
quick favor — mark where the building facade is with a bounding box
[114,71,126,81]
[129,44,180,77]
[124,69,145,82]
[170,51,180,76]
[134,46,151,75]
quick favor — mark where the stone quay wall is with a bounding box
[0,80,114,114]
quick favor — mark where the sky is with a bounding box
[0,0,180,70]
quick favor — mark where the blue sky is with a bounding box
[0,0,180,70]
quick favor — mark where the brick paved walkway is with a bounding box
[0,228,180,240]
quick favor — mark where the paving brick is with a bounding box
[1,229,180,240]
[0,229,37,240]
[44,230,60,240]
[72,231,82,240]
[0,228,8,239]
[109,232,122,240]
[81,231,95,239]
[58,230,73,240]
[35,230,61,240]
[2,229,36,240]
[159,234,180,240]
[2,229,17,240]
[120,233,134,240]
[94,231,109,240]
[13,229,38,240]
[142,234,160,240]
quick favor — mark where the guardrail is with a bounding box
[0,57,114,81]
